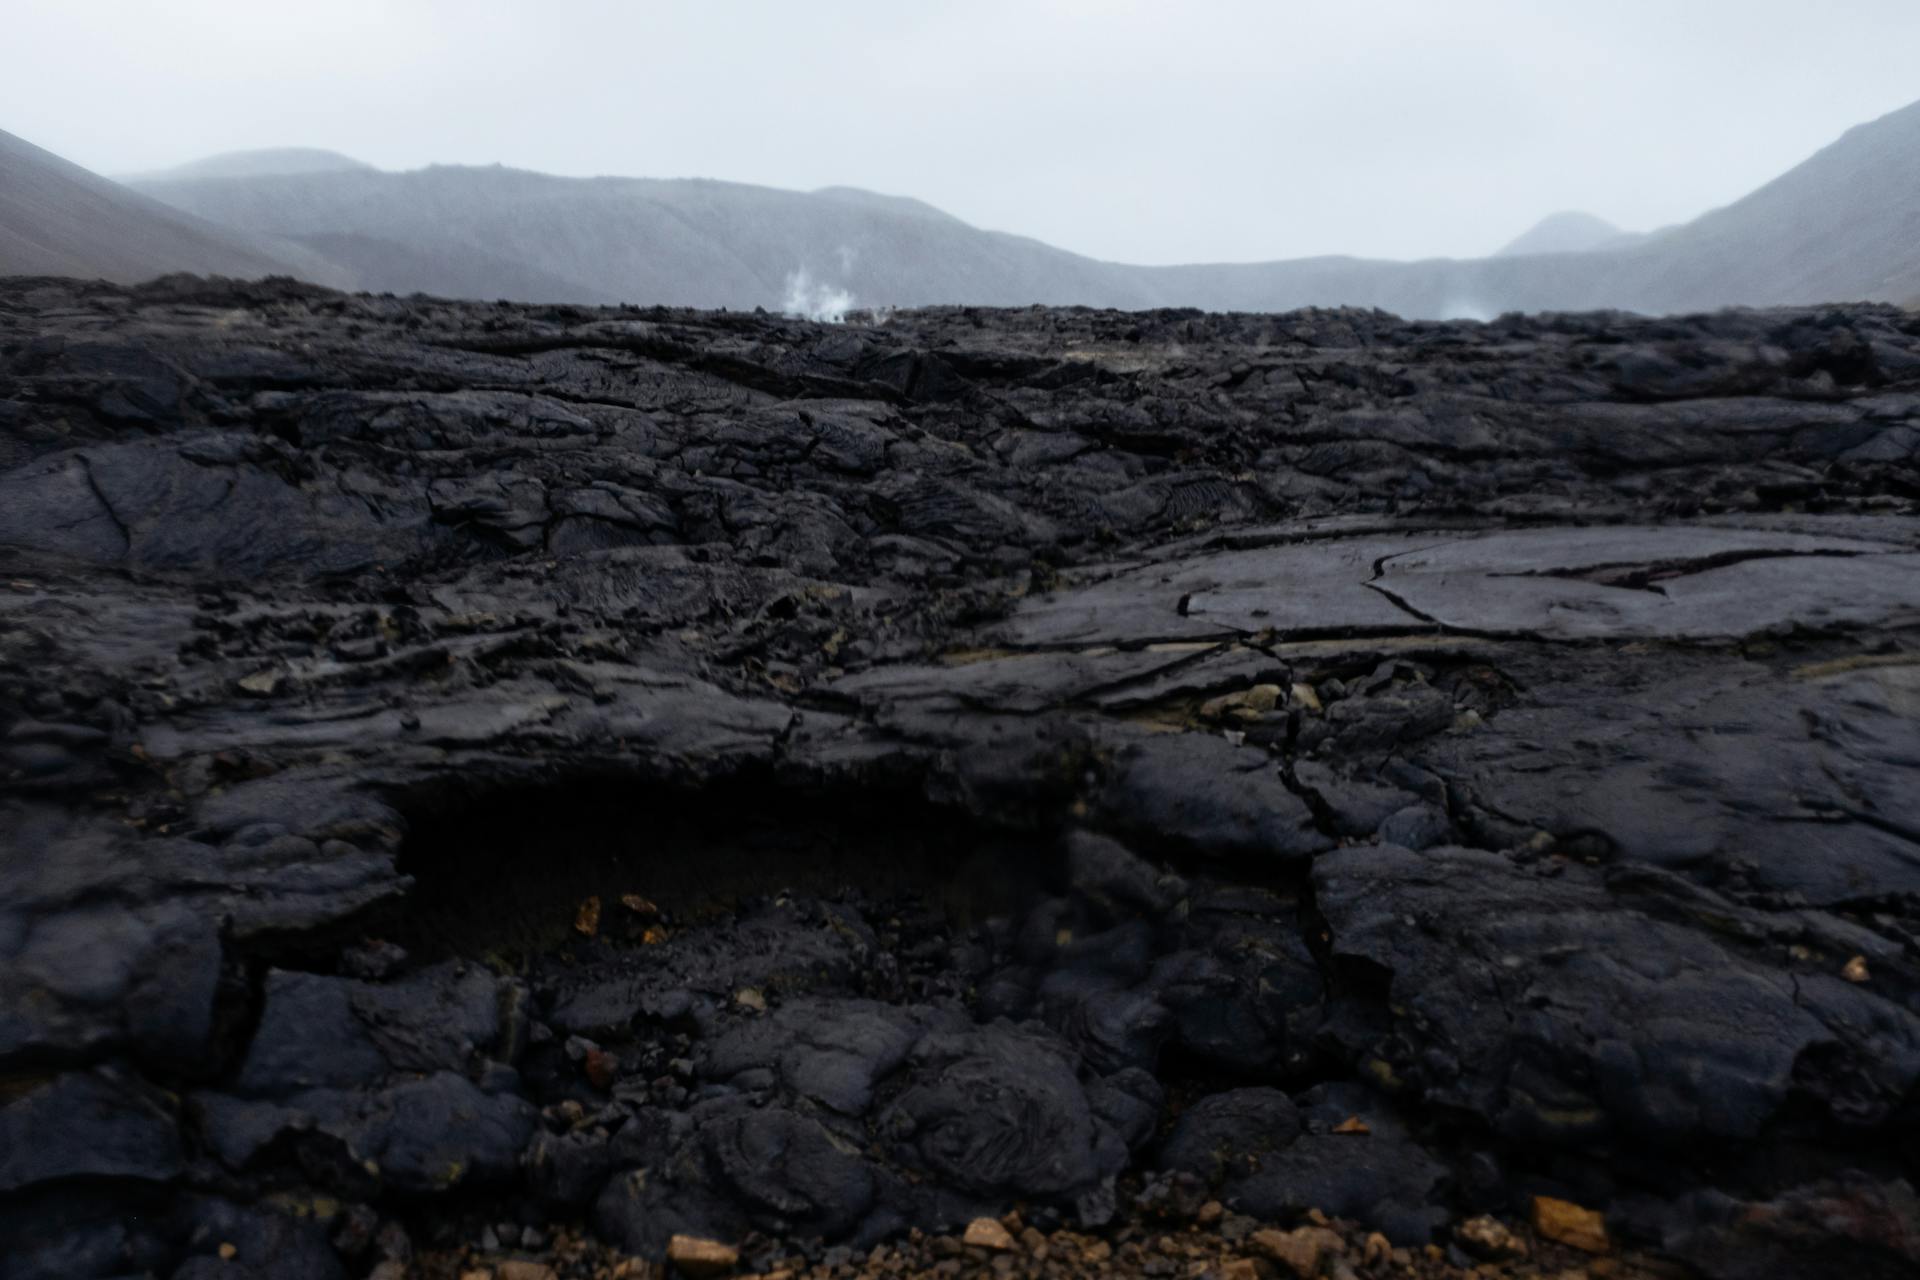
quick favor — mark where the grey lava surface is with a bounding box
[2,275,1919,1280]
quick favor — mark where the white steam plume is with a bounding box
[1439,297,1492,322]
[782,268,855,323]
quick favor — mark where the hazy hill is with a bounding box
[129,157,1622,316]
[0,128,323,283]
[1496,210,1638,256]
[123,147,375,183]
[1137,98,1920,317]
[16,94,1920,316]
[133,98,1920,317]
[130,162,1156,312]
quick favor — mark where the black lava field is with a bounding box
[3,276,1918,1280]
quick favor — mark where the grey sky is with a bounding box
[7,0,1918,265]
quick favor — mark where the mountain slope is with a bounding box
[0,128,313,283]
[1609,97,1920,309]
[293,230,620,304]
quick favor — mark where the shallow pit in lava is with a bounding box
[389,770,1067,963]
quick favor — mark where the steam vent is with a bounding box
[3,276,1919,1279]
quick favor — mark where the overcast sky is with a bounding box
[6,0,1918,265]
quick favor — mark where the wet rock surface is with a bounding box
[1,275,1917,1278]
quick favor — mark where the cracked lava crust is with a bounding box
[1,275,1918,1280]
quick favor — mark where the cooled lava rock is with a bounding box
[1,275,1917,1278]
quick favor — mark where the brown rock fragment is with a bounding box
[1457,1215,1529,1260]
[1250,1226,1340,1278]
[1201,683,1284,722]
[963,1217,1016,1252]
[236,669,283,697]
[1532,1196,1612,1254]
[1361,1233,1392,1268]
[496,1263,557,1280]
[582,1047,619,1089]
[667,1234,739,1277]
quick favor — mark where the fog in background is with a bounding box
[6,0,1920,267]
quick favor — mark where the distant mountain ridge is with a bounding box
[6,97,1919,317]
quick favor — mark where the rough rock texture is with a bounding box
[1,275,1918,1279]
